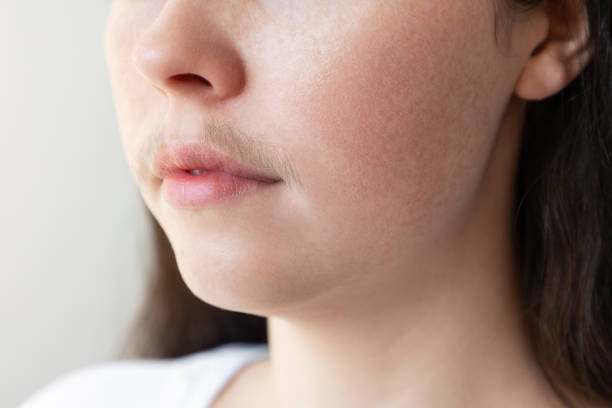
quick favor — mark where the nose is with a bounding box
[131,2,246,103]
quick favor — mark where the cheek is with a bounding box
[262,1,506,254]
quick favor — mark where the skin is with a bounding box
[104,0,592,407]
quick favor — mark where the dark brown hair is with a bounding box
[117,0,611,405]
[510,0,612,405]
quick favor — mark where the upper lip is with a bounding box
[152,142,282,183]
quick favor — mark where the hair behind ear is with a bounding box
[513,0,612,404]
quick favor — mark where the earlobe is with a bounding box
[513,0,592,101]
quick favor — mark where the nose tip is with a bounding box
[130,20,245,102]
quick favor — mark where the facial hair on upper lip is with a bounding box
[132,117,302,189]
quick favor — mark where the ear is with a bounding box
[513,0,593,101]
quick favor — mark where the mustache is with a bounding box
[135,118,302,189]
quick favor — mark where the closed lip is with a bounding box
[152,142,282,184]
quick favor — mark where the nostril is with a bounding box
[172,73,211,86]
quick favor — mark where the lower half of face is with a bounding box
[105,0,523,316]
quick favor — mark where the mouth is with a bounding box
[152,142,283,183]
[152,142,282,208]
[174,168,278,182]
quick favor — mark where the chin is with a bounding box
[169,236,323,317]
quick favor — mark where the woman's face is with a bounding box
[104,0,530,314]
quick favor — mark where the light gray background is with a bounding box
[0,2,151,406]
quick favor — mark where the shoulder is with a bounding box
[19,358,175,408]
[19,342,269,408]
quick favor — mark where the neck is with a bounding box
[249,97,566,408]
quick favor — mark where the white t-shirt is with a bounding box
[19,342,270,408]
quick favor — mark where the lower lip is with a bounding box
[161,171,279,208]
